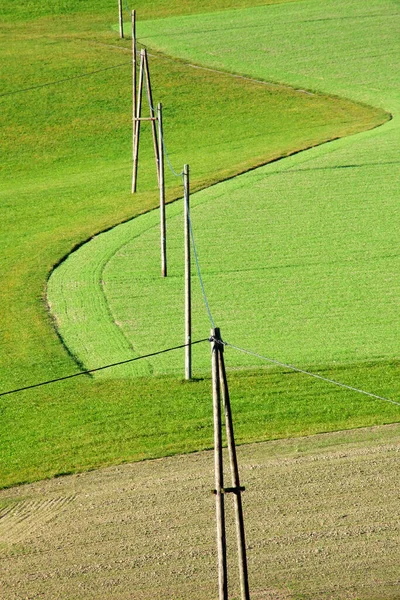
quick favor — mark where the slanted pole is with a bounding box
[132,50,144,193]
[210,328,251,600]
[211,328,228,600]
[132,48,160,193]
[143,49,160,186]
[219,343,251,600]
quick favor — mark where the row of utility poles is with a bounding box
[120,5,251,598]
[129,9,193,380]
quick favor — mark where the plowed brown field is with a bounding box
[1,424,399,599]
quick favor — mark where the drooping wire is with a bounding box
[187,204,216,329]
[162,135,184,178]
[145,90,183,178]
[0,62,131,98]
[4,30,394,409]
[0,338,209,398]
[223,341,400,407]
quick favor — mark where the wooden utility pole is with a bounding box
[219,340,251,600]
[143,50,160,187]
[212,328,228,599]
[132,10,137,175]
[158,103,167,277]
[184,165,192,380]
[118,0,124,38]
[132,49,143,193]
[211,328,251,600]
[132,49,160,193]
[131,34,168,278]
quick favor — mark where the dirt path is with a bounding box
[1,424,399,599]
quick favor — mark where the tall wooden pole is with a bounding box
[158,103,167,277]
[143,50,160,186]
[211,328,228,600]
[118,0,124,38]
[184,165,192,380]
[132,50,144,193]
[132,49,160,192]
[219,344,251,600]
[210,328,251,599]
[132,10,137,189]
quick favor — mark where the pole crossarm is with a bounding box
[212,487,246,495]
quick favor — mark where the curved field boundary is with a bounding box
[47,202,184,378]
[45,0,396,376]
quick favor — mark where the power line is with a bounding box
[223,340,400,407]
[162,135,184,178]
[0,62,130,98]
[0,338,209,398]
[145,92,183,178]
[123,0,132,14]
[5,35,392,412]
[187,207,216,328]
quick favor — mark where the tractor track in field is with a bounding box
[1,423,399,599]
[0,496,76,547]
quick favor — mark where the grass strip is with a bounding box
[1,359,399,489]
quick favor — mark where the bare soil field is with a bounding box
[1,424,399,600]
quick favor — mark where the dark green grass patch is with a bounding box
[1,359,398,489]
[1,0,297,23]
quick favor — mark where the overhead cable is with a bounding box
[187,209,216,328]
[0,62,130,98]
[224,341,400,407]
[0,338,209,398]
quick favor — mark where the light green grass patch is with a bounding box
[137,0,400,111]
[5,12,337,389]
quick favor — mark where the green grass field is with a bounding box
[49,6,399,393]
[1,0,399,488]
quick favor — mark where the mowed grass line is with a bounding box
[1,0,397,488]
